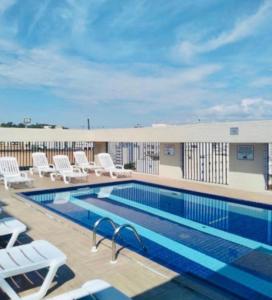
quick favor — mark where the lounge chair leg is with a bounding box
[6,230,21,248]
[23,262,60,300]
[50,173,56,182]
[0,278,21,300]
[27,180,33,189]
[110,171,117,179]
[95,170,101,177]
[4,180,9,190]
[63,176,69,184]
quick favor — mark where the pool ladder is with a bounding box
[91,217,146,263]
[91,217,117,252]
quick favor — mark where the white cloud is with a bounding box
[27,0,51,36]
[177,0,272,61]
[251,76,272,87]
[0,42,221,108]
[0,0,15,14]
[201,97,272,120]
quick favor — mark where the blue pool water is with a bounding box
[21,180,272,299]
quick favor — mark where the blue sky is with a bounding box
[0,0,271,128]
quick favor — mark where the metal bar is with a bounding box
[111,224,146,263]
[92,217,117,252]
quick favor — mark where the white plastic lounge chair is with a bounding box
[0,157,33,190]
[0,206,27,248]
[74,151,102,173]
[30,152,55,177]
[96,153,132,178]
[0,240,66,300]
[0,216,27,248]
[51,155,88,184]
[48,279,131,300]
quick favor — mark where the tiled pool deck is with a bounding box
[1,172,271,300]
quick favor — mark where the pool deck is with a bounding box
[0,172,271,300]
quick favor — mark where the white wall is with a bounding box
[229,143,267,192]
[1,120,272,143]
[159,143,183,179]
[88,120,272,143]
[159,142,268,192]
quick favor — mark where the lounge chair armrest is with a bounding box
[20,171,29,178]
[115,164,124,169]
[72,166,82,173]
[60,170,71,175]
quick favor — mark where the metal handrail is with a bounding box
[111,224,146,263]
[91,217,117,252]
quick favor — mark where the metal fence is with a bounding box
[0,141,94,169]
[182,142,229,185]
[107,142,229,182]
[1,139,270,189]
[107,142,160,175]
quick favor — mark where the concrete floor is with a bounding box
[1,172,270,300]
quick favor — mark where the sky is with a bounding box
[0,0,271,128]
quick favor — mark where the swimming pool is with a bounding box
[21,180,272,300]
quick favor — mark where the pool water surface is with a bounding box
[21,180,272,300]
